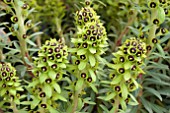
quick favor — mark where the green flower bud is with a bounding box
[161,28,166,34]
[40,103,47,109]
[118,68,125,74]
[146,45,152,51]
[164,8,168,15]
[39,92,46,98]
[22,34,27,39]
[152,38,158,44]
[22,3,29,9]
[153,18,159,25]
[81,73,87,78]
[11,16,18,23]
[115,86,121,92]
[149,2,157,8]
[87,77,92,83]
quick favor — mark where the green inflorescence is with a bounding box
[27,39,68,112]
[70,0,108,83]
[107,37,147,110]
[0,62,23,106]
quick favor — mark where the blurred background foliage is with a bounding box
[0,0,170,113]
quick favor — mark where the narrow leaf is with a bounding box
[89,54,96,67]
[75,78,84,91]
[77,48,87,55]
[43,84,52,98]
[89,69,96,81]
[53,83,61,93]
[104,92,116,101]
[78,61,86,70]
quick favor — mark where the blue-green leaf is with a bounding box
[144,87,162,101]
[140,97,153,113]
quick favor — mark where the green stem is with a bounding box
[136,9,158,113]
[56,17,65,44]
[113,96,120,113]
[10,98,18,113]
[70,84,84,113]
[147,9,158,47]
[13,1,30,65]
[39,108,46,113]
[136,87,143,113]
[0,108,4,113]
[114,0,139,51]
[71,91,79,113]
[0,49,4,61]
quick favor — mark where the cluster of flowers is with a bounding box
[108,37,147,109]
[70,0,108,83]
[0,62,23,107]
[27,39,68,112]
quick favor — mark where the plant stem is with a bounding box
[116,11,137,46]
[0,49,3,61]
[70,84,84,113]
[56,18,65,44]
[0,109,4,113]
[13,1,30,65]
[136,87,143,113]
[39,108,46,113]
[36,36,41,47]
[114,0,139,50]
[113,96,120,113]
[71,91,79,113]
[10,98,18,113]
[136,9,158,113]
[147,9,157,47]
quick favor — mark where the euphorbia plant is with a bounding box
[67,0,108,112]
[27,38,68,113]
[0,0,170,113]
[0,62,23,112]
[106,37,147,112]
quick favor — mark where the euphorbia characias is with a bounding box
[27,39,68,113]
[107,37,147,111]
[2,0,32,65]
[66,0,108,112]
[0,62,23,111]
[0,0,169,112]
[70,0,108,83]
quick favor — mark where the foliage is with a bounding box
[0,0,170,113]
